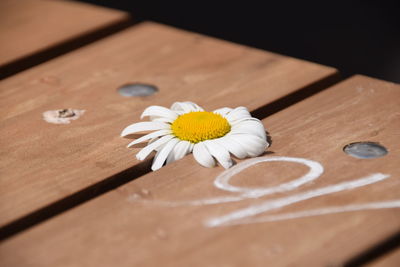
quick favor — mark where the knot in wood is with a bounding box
[58,109,76,118]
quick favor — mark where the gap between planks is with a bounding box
[0,0,135,80]
[345,230,400,267]
[0,19,135,80]
[1,75,399,267]
[0,72,340,241]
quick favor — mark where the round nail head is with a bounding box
[118,83,158,97]
[343,142,388,159]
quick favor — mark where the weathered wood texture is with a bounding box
[0,22,337,228]
[367,249,400,267]
[0,75,398,266]
[0,0,131,77]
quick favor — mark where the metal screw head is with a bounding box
[117,83,158,97]
[343,142,388,159]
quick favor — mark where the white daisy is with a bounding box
[121,101,269,171]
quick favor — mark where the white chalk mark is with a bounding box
[219,200,400,226]
[125,155,397,228]
[214,156,324,197]
[134,156,324,207]
[205,173,390,227]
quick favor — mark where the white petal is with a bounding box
[149,137,170,152]
[229,117,260,126]
[171,101,204,113]
[229,134,268,157]
[215,136,247,159]
[127,129,172,148]
[151,138,179,171]
[150,117,176,123]
[166,140,192,164]
[121,122,169,137]
[204,140,233,169]
[148,137,157,145]
[136,135,174,160]
[225,107,251,123]
[231,120,266,139]
[155,140,167,152]
[193,142,215,168]
[189,142,195,153]
[141,106,178,122]
[213,107,232,117]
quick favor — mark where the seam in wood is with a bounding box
[344,230,400,267]
[0,16,137,80]
[0,159,152,241]
[250,71,341,119]
[0,70,341,241]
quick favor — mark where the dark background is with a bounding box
[79,0,400,83]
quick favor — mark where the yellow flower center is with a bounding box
[171,111,231,143]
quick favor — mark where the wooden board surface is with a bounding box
[0,0,130,77]
[367,249,400,267]
[1,75,398,266]
[0,21,337,229]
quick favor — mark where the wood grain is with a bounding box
[0,75,398,266]
[0,21,337,229]
[0,0,130,77]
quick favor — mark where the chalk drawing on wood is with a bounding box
[127,156,398,228]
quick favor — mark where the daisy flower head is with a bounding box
[121,102,269,171]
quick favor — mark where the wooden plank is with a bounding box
[0,21,337,229]
[0,0,131,78]
[366,249,400,267]
[0,75,398,266]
